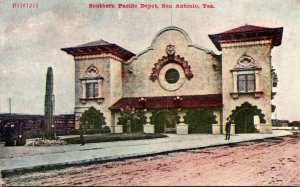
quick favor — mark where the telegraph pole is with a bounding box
[8,98,11,114]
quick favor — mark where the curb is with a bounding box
[1,133,292,178]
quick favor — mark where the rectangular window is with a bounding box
[86,83,99,98]
[238,74,255,92]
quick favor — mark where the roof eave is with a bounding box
[61,45,135,61]
[209,27,283,51]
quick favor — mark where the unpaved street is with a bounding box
[3,133,300,186]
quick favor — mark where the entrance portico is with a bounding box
[110,94,222,134]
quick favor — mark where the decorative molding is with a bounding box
[127,26,216,64]
[82,64,104,80]
[86,64,99,76]
[151,26,192,47]
[150,44,193,82]
[212,61,221,71]
[166,43,176,56]
[80,97,105,104]
[227,102,266,124]
[220,39,272,48]
[74,53,123,62]
[234,53,258,70]
[230,91,263,99]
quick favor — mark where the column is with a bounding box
[233,72,238,93]
[81,80,86,98]
[212,111,221,134]
[143,112,154,133]
[176,112,188,134]
[114,113,123,133]
[260,123,272,134]
[255,70,260,92]
[230,124,236,135]
[97,79,103,98]
[254,115,260,130]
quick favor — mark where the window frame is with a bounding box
[79,65,104,104]
[86,82,99,98]
[237,73,256,93]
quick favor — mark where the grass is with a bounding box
[65,133,168,144]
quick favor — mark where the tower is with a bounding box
[209,24,283,134]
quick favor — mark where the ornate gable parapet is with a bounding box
[150,44,193,82]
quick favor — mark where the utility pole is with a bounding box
[8,98,11,114]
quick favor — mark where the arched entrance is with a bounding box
[185,109,216,134]
[235,109,256,133]
[228,102,265,133]
[151,110,178,133]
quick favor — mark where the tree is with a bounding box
[118,106,146,133]
[80,107,106,132]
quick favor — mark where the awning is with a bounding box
[110,94,222,111]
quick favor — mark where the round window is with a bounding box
[165,69,180,84]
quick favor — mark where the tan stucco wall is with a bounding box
[74,57,122,129]
[221,43,273,131]
[122,27,222,98]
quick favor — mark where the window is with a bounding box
[238,74,255,92]
[80,64,104,104]
[86,82,99,98]
[230,54,263,99]
[165,68,180,84]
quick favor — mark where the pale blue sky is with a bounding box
[0,0,300,121]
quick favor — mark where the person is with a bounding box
[225,121,231,140]
[79,122,85,146]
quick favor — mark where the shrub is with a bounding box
[85,129,101,134]
[65,133,168,144]
[101,126,111,134]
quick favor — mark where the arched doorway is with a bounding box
[185,109,216,134]
[228,102,265,133]
[234,109,256,133]
[151,110,178,133]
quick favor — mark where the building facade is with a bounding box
[61,25,283,135]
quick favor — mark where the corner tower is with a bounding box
[209,24,283,134]
[61,40,135,130]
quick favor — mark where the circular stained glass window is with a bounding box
[165,68,180,84]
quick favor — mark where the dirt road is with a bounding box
[3,133,299,186]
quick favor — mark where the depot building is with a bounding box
[61,25,283,135]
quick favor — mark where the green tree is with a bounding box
[118,106,146,133]
[80,107,106,132]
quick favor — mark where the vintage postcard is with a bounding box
[0,0,299,186]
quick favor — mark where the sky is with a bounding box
[0,0,300,121]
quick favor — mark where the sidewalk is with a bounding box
[0,130,292,175]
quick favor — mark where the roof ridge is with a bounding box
[220,24,273,34]
[74,39,112,48]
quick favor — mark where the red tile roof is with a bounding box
[209,24,283,51]
[61,39,135,61]
[109,94,222,110]
[220,25,273,34]
[74,39,112,48]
